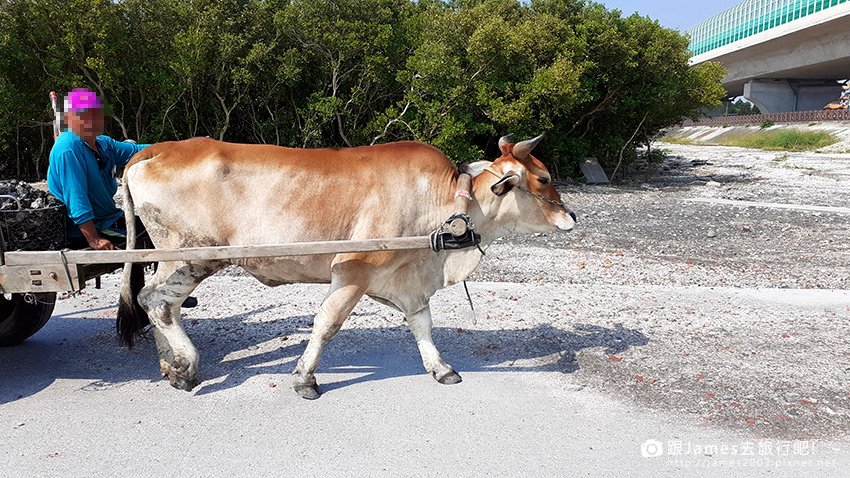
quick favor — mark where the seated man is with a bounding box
[48,88,148,249]
[47,88,196,307]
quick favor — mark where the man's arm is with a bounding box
[102,136,151,167]
[79,220,114,250]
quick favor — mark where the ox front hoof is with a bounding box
[169,375,198,392]
[165,356,198,391]
[294,384,321,400]
[436,370,462,385]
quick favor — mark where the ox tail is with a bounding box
[117,166,151,348]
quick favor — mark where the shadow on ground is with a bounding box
[0,304,648,403]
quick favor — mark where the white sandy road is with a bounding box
[1,274,848,478]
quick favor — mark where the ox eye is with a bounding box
[537,177,550,185]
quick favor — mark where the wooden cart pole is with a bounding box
[3,236,434,267]
[50,91,61,139]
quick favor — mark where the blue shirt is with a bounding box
[47,132,150,237]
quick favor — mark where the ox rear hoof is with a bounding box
[181,296,198,308]
[436,370,462,385]
[294,384,321,400]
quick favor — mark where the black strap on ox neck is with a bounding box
[429,213,481,252]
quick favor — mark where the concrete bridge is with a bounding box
[688,0,850,113]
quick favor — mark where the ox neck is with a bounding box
[453,172,512,247]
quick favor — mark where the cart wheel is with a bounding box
[0,292,56,347]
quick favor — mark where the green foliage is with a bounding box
[726,98,760,116]
[0,0,726,179]
[645,148,667,165]
[760,119,775,129]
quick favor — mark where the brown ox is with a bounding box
[117,135,575,399]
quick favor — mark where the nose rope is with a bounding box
[462,280,477,325]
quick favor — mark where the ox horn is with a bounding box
[511,134,544,160]
[498,134,514,153]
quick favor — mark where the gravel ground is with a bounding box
[475,144,850,290]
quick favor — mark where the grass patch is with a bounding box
[661,129,839,152]
[717,130,838,151]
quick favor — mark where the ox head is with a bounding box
[465,134,576,233]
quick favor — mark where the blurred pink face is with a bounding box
[66,108,104,139]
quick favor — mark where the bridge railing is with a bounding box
[682,110,850,127]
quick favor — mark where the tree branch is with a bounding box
[611,113,648,181]
[371,99,414,145]
[567,88,620,137]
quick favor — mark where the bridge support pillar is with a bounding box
[744,79,843,113]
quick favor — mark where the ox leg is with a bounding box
[406,305,461,385]
[292,280,366,400]
[151,328,174,378]
[138,261,215,391]
[136,268,175,376]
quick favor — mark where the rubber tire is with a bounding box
[0,292,56,347]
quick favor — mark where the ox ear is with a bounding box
[491,172,520,196]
